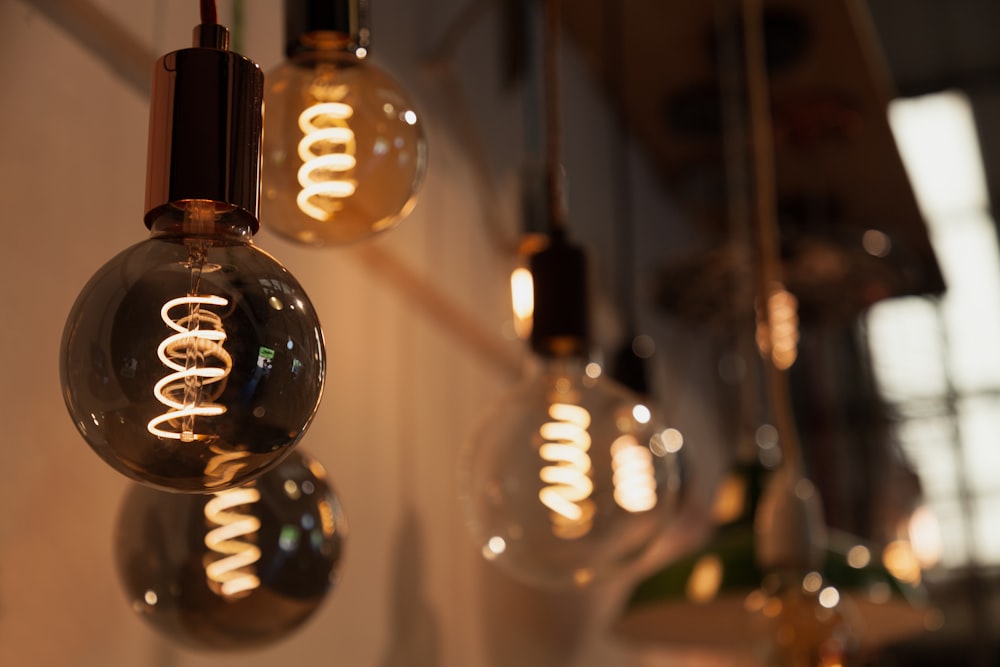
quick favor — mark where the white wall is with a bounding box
[0,1,725,665]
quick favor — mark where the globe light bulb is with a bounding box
[746,573,861,667]
[460,358,683,589]
[260,0,427,246]
[459,233,683,589]
[114,448,347,651]
[61,22,326,492]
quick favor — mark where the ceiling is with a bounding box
[560,0,1000,326]
[559,1,1000,659]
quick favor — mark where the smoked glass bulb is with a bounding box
[261,48,427,246]
[458,359,684,589]
[114,448,347,651]
[61,202,326,492]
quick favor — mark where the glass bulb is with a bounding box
[261,49,427,246]
[458,358,683,589]
[747,573,861,667]
[61,202,326,492]
[114,448,347,652]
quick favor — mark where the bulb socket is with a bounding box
[284,0,370,58]
[530,232,590,358]
[144,27,264,232]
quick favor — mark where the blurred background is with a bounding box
[2,0,1000,665]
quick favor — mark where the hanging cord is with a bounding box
[603,0,636,327]
[543,0,566,233]
[200,0,217,25]
[742,0,802,472]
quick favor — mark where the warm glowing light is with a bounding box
[147,294,232,441]
[144,590,158,606]
[659,428,684,454]
[203,487,262,599]
[585,362,602,379]
[632,404,651,424]
[510,266,534,339]
[686,554,723,603]
[846,544,871,568]
[818,586,841,609]
[538,402,595,539]
[802,571,823,594]
[487,536,507,556]
[757,283,799,370]
[908,504,943,568]
[883,539,923,585]
[710,472,747,524]
[296,101,357,221]
[862,229,892,257]
[610,435,658,512]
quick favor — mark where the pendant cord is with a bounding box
[543,0,566,234]
[200,0,217,25]
[742,0,802,472]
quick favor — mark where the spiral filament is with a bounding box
[203,486,262,599]
[756,282,799,370]
[538,403,595,539]
[610,434,658,513]
[297,101,357,221]
[147,295,233,441]
[203,445,252,490]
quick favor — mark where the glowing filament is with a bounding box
[756,283,799,370]
[204,487,262,599]
[538,403,595,539]
[297,101,357,221]
[510,267,534,339]
[610,434,658,512]
[148,295,232,441]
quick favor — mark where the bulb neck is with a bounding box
[285,0,370,58]
[529,231,590,359]
[144,24,264,233]
[147,201,255,243]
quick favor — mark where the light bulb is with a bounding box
[260,0,427,246]
[114,448,347,651]
[746,573,861,667]
[458,358,683,589]
[60,23,326,492]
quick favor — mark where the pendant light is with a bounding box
[457,0,683,590]
[260,0,428,246]
[114,448,347,651]
[614,0,935,658]
[61,3,327,493]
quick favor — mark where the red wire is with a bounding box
[200,0,217,24]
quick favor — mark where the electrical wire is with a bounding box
[542,0,566,233]
[200,0,217,25]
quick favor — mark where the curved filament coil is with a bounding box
[538,402,595,539]
[148,295,233,441]
[297,101,358,221]
[610,434,658,513]
[203,446,252,490]
[204,486,262,599]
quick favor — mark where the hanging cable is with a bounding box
[543,0,566,233]
[742,0,804,473]
[200,0,217,25]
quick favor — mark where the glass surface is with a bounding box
[457,360,684,589]
[261,51,427,246]
[114,449,347,652]
[748,574,861,667]
[61,208,326,492]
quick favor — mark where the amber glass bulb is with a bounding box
[458,358,684,589]
[261,48,427,246]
